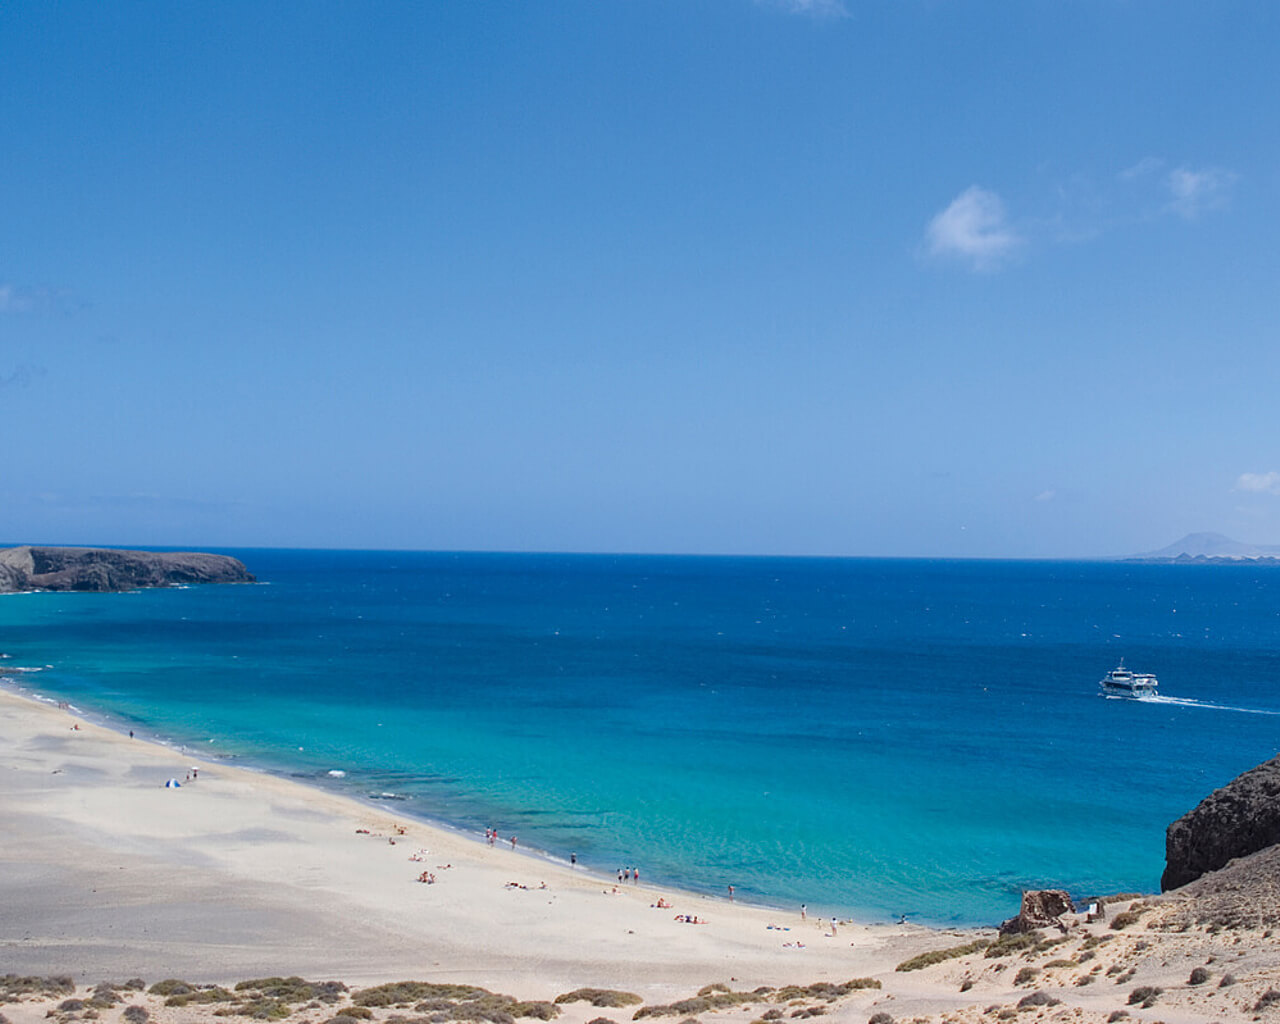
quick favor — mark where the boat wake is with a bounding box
[1125,693,1280,716]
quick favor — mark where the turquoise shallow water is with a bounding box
[3,550,1279,926]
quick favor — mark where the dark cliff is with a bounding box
[1162,753,1280,891]
[0,546,255,593]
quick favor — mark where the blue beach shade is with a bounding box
[164,778,181,788]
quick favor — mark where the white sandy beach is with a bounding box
[0,686,926,994]
[4,684,1279,1024]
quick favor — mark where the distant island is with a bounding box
[1125,532,1280,565]
[0,545,255,593]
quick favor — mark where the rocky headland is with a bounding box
[1162,750,1280,892]
[0,545,255,593]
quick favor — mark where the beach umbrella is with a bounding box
[164,778,181,788]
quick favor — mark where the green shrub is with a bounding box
[867,1014,894,1024]
[235,977,348,1004]
[1109,911,1141,931]
[357,983,490,1008]
[1,976,76,999]
[1255,989,1280,1011]
[774,981,878,1001]
[149,980,195,997]
[1016,992,1059,1008]
[1013,967,1038,986]
[984,932,1040,958]
[1126,986,1161,1008]
[230,997,293,1020]
[555,990,642,1008]
[164,987,234,1007]
[895,939,992,971]
[122,1007,149,1024]
[1188,966,1210,985]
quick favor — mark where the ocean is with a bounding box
[3,550,1279,927]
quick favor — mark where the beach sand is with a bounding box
[3,686,1278,1023]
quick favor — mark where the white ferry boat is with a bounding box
[1099,660,1158,698]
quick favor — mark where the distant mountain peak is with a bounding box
[1132,533,1280,562]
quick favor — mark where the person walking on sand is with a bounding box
[510,835,517,850]
[728,884,734,901]
[570,852,576,867]
[801,904,807,920]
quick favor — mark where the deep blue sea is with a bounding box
[4,551,1280,927]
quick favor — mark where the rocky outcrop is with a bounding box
[999,889,1074,934]
[0,546,255,593]
[1162,753,1280,891]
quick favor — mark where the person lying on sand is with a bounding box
[417,871,436,884]
[652,898,672,908]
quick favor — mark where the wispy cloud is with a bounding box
[924,157,1239,272]
[0,283,33,313]
[1235,471,1280,496]
[1118,158,1238,219]
[1166,166,1237,219]
[924,186,1021,271]
[756,0,849,18]
[0,282,86,315]
[1119,156,1165,181]
[1034,489,1056,503]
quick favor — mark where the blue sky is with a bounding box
[2,1,1278,557]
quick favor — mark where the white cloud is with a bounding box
[1034,489,1056,503]
[1235,471,1280,495]
[925,186,1021,271]
[1118,157,1164,181]
[757,0,848,17]
[1166,166,1237,219]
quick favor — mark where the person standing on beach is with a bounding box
[570,852,576,867]
[510,835,518,850]
[801,904,806,920]
[728,884,734,901]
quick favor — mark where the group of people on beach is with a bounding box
[485,827,518,850]
[617,865,640,884]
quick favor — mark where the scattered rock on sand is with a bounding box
[998,890,1073,935]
